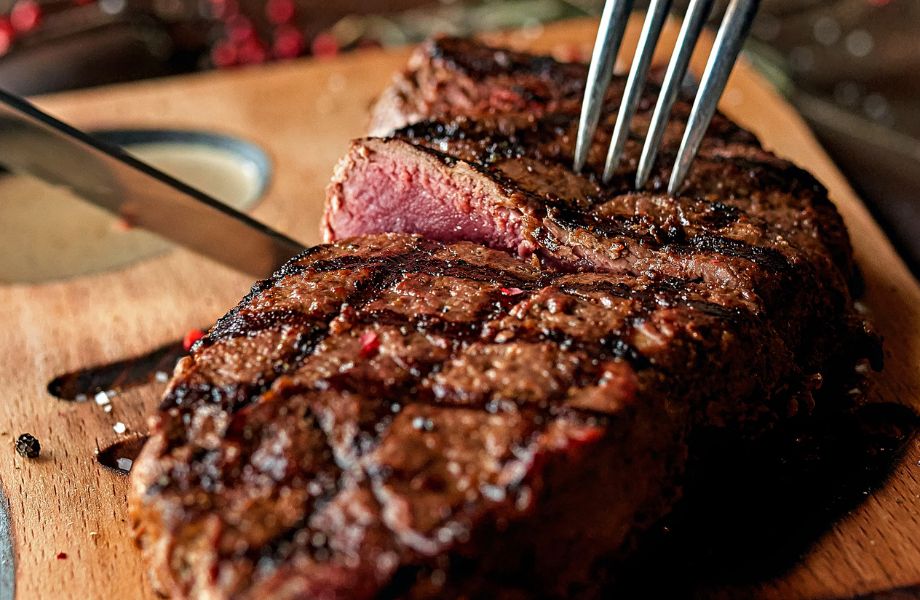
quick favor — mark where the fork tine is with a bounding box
[573,0,634,172]
[635,0,715,189]
[603,0,673,183]
[668,0,760,194]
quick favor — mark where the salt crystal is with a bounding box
[113,422,127,434]
[375,551,398,575]
[412,416,434,432]
[155,371,169,383]
[436,527,453,544]
[116,457,133,472]
[94,392,110,406]
[480,484,506,502]
[103,405,113,413]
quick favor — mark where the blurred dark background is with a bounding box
[1,0,917,275]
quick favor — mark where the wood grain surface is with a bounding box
[1,15,917,600]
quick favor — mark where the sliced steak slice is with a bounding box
[130,234,807,599]
[326,124,862,376]
[357,36,855,285]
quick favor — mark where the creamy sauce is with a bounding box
[0,140,267,283]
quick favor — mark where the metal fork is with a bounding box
[574,0,760,194]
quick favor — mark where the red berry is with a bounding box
[272,25,303,59]
[265,0,294,25]
[182,329,205,351]
[310,32,338,58]
[226,15,254,43]
[10,0,41,32]
[238,39,267,64]
[0,19,14,56]
[210,41,237,68]
[56,552,68,560]
[500,287,524,296]
[358,331,380,359]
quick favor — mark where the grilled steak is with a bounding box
[131,234,814,599]
[131,37,878,599]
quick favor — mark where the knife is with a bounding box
[0,88,307,278]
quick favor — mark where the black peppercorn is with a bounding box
[15,433,40,459]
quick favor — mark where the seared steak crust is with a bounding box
[131,234,810,599]
[369,37,591,136]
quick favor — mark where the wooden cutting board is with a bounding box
[2,16,918,600]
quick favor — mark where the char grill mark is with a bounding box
[391,114,835,254]
[388,114,841,269]
[162,236,686,442]
[369,37,592,136]
[540,205,791,274]
[328,133,835,277]
[426,37,584,89]
[200,238,762,395]
[394,114,772,199]
[167,238,445,413]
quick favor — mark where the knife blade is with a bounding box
[0,88,307,278]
